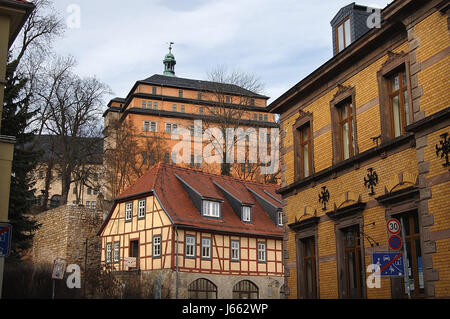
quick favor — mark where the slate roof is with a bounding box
[26,135,103,164]
[99,163,283,238]
[140,74,269,100]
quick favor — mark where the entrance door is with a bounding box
[129,240,139,270]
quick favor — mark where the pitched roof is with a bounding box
[140,74,269,100]
[101,164,283,238]
[26,135,103,164]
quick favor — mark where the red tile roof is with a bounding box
[101,164,283,238]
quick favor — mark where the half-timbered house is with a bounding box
[97,163,284,298]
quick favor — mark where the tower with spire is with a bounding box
[163,42,176,76]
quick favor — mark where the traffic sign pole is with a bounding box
[400,217,411,299]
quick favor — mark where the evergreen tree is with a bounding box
[1,56,41,261]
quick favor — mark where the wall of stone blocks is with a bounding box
[29,205,104,280]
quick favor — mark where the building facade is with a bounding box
[0,0,34,297]
[269,0,449,298]
[30,135,105,211]
[103,46,280,199]
[98,163,284,299]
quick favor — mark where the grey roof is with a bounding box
[26,135,103,164]
[330,2,381,56]
[140,74,269,99]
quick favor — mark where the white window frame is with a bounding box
[336,17,352,53]
[278,210,283,226]
[185,236,196,258]
[86,201,90,209]
[257,242,266,262]
[242,206,251,222]
[143,120,150,132]
[91,201,96,210]
[106,243,112,263]
[165,123,178,133]
[125,202,132,221]
[202,200,220,218]
[144,121,157,132]
[113,241,120,263]
[201,237,211,259]
[230,240,240,261]
[153,235,161,257]
[138,199,146,219]
[150,121,156,132]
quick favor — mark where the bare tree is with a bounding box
[103,118,170,198]
[201,66,267,177]
[11,0,64,66]
[34,58,111,205]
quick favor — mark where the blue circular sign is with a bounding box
[388,234,402,251]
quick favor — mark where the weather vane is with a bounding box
[168,41,174,53]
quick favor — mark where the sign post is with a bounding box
[51,257,67,299]
[400,217,411,299]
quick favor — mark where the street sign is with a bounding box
[0,223,12,257]
[387,218,401,235]
[388,234,402,251]
[51,257,67,280]
[372,252,405,276]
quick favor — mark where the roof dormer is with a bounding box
[213,181,254,224]
[175,173,224,219]
[202,199,222,219]
[331,3,380,56]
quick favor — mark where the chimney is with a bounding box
[330,2,381,56]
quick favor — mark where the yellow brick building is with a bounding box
[269,0,449,298]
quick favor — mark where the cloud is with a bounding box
[50,0,392,104]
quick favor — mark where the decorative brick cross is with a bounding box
[436,132,450,170]
[318,186,330,211]
[364,167,378,195]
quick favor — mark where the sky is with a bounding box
[49,0,393,106]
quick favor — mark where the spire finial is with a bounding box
[163,42,176,77]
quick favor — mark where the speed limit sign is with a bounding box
[387,218,401,235]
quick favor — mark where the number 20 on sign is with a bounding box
[387,218,401,235]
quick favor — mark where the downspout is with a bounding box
[175,224,179,299]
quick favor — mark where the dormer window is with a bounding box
[277,210,283,226]
[336,16,351,53]
[202,200,221,218]
[242,206,252,223]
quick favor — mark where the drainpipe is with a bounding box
[175,225,179,299]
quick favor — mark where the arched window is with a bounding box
[188,278,217,299]
[232,280,259,299]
